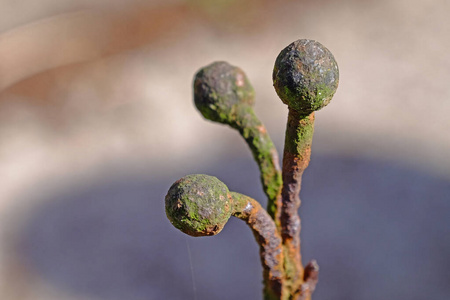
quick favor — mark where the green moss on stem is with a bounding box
[283,110,315,157]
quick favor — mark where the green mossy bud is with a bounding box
[273,39,339,114]
[165,174,232,237]
[193,61,255,125]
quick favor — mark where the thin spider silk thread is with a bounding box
[185,237,198,300]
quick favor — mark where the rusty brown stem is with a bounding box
[280,109,315,297]
[296,260,319,300]
[231,192,286,300]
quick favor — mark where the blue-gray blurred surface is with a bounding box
[20,153,450,300]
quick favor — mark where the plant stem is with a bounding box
[297,260,319,300]
[231,105,283,221]
[231,192,286,300]
[280,109,315,298]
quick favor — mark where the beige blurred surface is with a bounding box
[0,0,449,299]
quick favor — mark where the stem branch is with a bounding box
[231,192,286,300]
[232,105,283,220]
[280,110,315,297]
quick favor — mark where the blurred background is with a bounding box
[0,0,449,299]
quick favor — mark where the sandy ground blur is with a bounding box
[0,0,449,299]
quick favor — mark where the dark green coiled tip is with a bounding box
[273,39,339,114]
[193,61,255,124]
[165,174,232,237]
